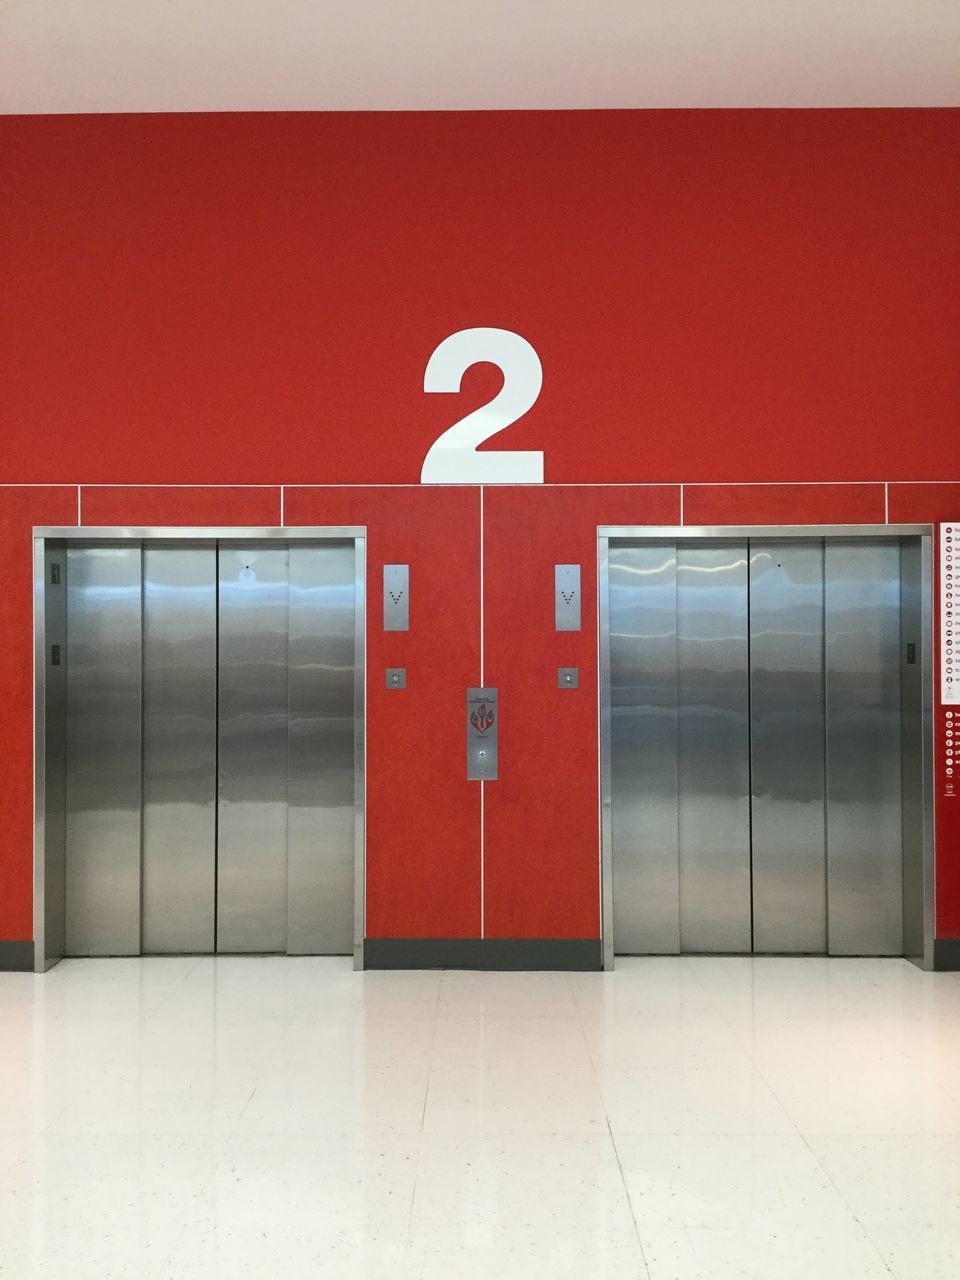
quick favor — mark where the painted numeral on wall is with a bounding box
[420,327,543,484]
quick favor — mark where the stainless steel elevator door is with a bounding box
[65,546,143,956]
[217,545,291,953]
[608,535,910,959]
[287,545,357,954]
[825,542,903,955]
[141,546,218,954]
[60,538,361,959]
[749,543,826,953]
[609,544,680,953]
[677,544,752,953]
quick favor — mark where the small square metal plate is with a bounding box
[558,667,579,689]
[385,667,407,689]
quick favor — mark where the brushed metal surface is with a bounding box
[65,545,142,956]
[141,546,217,954]
[677,542,752,953]
[287,544,356,955]
[37,526,367,541]
[217,544,290,953]
[555,564,581,631]
[900,540,925,963]
[599,525,933,972]
[383,564,409,631]
[825,540,904,955]
[352,538,367,969]
[598,525,931,541]
[41,544,67,969]
[609,543,680,954]
[750,542,827,954]
[467,687,498,780]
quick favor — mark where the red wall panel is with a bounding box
[1,111,958,488]
[80,485,281,526]
[483,486,680,938]
[284,486,481,937]
[887,484,960,526]
[1,109,958,949]
[683,483,885,526]
[0,487,78,939]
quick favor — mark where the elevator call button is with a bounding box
[467,687,498,781]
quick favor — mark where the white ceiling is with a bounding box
[1,0,958,114]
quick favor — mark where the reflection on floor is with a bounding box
[2,956,960,1278]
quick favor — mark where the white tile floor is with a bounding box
[2,956,960,1278]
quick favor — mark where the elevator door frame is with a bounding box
[598,524,935,972]
[33,526,367,974]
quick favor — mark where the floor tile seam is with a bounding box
[604,1116,653,1280]
[750,1062,901,1279]
[408,981,455,1254]
[566,969,604,1079]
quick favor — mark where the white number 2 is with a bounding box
[420,328,543,484]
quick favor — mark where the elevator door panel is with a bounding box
[609,544,679,953]
[217,545,290,953]
[287,545,356,954]
[677,544,751,953]
[825,542,903,955]
[750,543,826,954]
[141,547,218,954]
[65,546,142,956]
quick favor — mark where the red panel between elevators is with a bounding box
[0,488,79,940]
[2,111,959,488]
[284,486,481,938]
[79,486,282,527]
[482,486,680,938]
[683,484,886,527]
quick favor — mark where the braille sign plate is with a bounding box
[943,524,958,706]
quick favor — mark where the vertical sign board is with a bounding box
[943,524,958,800]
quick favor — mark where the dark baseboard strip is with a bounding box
[0,941,34,972]
[364,938,602,971]
[934,939,960,971]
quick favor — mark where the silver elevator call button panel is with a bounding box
[385,668,406,689]
[558,667,578,689]
[555,564,581,631]
[467,687,498,781]
[383,565,409,631]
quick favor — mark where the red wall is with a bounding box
[1,109,958,945]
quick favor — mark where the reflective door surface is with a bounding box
[677,543,751,953]
[608,536,916,957]
[65,546,143,956]
[59,539,360,957]
[141,545,217,953]
[217,545,291,954]
[825,542,903,955]
[750,542,826,954]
